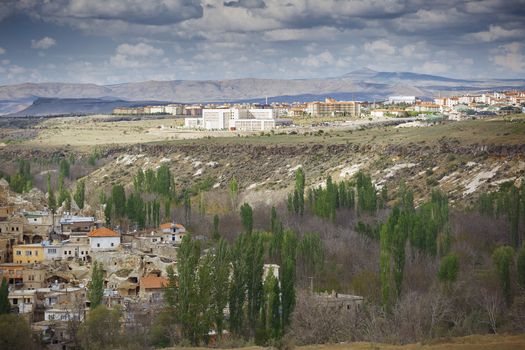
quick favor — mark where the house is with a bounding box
[59,215,96,236]
[22,266,47,289]
[160,223,186,244]
[0,263,26,288]
[88,227,120,251]
[8,289,37,314]
[13,244,45,264]
[139,274,168,301]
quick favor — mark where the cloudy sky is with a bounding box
[0,0,524,85]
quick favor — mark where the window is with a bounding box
[16,251,21,256]
[97,243,100,247]
[25,251,32,256]
[48,248,56,254]
[35,251,38,256]
[111,243,114,247]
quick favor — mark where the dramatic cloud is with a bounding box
[0,0,524,83]
[31,37,56,50]
[466,25,525,43]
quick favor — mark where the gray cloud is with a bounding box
[1,0,525,84]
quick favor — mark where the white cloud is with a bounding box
[492,42,525,72]
[294,51,335,68]
[465,25,525,43]
[0,47,5,55]
[110,42,165,68]
[364,40,395,55]
[31,37,56,50]
[418,61,449,74]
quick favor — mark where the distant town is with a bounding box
[112,91,525,132]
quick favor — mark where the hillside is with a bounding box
[1,69,525,115]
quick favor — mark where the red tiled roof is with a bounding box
[140,275,168,289]
[87,227,119,237]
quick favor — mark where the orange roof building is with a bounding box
[88,227,121,251]
[87,227,120,237]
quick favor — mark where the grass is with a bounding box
[7,114,525,151]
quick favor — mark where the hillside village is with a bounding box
[0,177,200,346]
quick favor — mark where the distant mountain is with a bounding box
[1,69,524,116]
[8,98,170,117]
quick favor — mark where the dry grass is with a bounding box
[9,114,525,151]
[166,334,525,350]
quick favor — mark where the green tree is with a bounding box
[111,184,126,221]
[59,158,70,178]
[133,168,145,192]
[212,214,220,240]
[437,253,460,284]
[47,173,56,211]
[517,244,525,288]
[211,239,230,339]
[229,177,239,210]
[79,305,122,350]
[0,278,9,314]
[0,314,36,349]
[294,167,305,215]
[280,229,297,329]
[88,261,104,309]
[492,246,515,305]
[240,202,253,234]
[73,180,85,210]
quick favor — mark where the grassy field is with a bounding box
[167,334,525,350]
[4,114,525,151]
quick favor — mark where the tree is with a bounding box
[0,314,36,349]
[79,305,122,350]
[0,278,9,314]
[517,244,525,288]
[437,253,460,285]
[240,203,253,234]
[74,180,86,210]
[212,214,220,240]
[281,230,297,329]
[47,173,56,211]
[492,246,515,306]
[111,184,126,221]
[293,168,305,215]
[211,239,230,339]
[229,177,239,210]
[88,261,104,309]
[59,158,70,178]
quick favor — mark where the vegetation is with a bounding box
[88,261,104,309]
[0,278,9,315]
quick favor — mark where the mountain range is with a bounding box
[1,68,525,116]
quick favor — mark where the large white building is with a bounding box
[184,108,276,131]
[387,96,417,104]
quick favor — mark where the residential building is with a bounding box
[8,289,37,314]
[88,227,121,251]
[13,244,45,264]
[185,107,277,131]
[0,263,26,287]
[306,98,361,117]
[160,222,186,244]
[387,96,416,104]
[139,274,168,301]
[22,266,47,290]
[60,215,96,236]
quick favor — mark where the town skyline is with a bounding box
[1,0,525,85]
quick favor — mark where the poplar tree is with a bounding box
[47,174,56,211]
[240,203,253,234]
[492,246,515,306]
[0,278,9,314]
[88,262,104,309]
[211,239,230,339]
[74,180,85,210]
[518,244,525,288]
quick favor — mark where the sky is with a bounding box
[0,0,524,85]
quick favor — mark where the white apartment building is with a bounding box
[387,96,416,104]
[164,104,183,115]
[185,108,276,131]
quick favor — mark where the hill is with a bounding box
[1,69,525,115]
